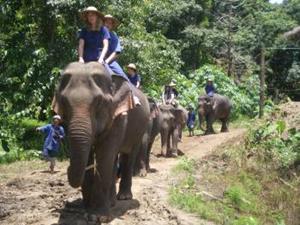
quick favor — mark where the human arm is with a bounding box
[36,124,50,133]
[98,27,110,64]
[78,39,85,63]
[98,39,109,64]
[78,29,86,63]
[58,127,65,139]
[136,75,141,88]
[105,34,121,64]
[105,52,118,64]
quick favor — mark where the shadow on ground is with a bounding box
[52,198,140,225]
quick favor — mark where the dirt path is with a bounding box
[0,128,245,225]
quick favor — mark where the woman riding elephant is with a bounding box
[78,7,140,105]
[54,62,150,222]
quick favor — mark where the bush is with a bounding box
[167,64,265,119]
[246,120,300,169]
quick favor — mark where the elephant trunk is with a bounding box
[198,109,205,131]
[67,116,92,188]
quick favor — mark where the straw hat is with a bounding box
[53,115,61,120]
[168,81,176,87]
[80,6,104,23]
[104,14,120,29]
[127,63,137,71]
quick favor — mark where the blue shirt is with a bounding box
[205,84,216,96]
[128,74,141,87]
[107,30,122,57]
[38,124,65,154]
[79,26,111,62]
[187,111,196,127]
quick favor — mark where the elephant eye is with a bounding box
[92,74,101,87]
[59,73,71,91]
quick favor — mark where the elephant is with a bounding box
[198,94,232,134]
[159,104,187,157]
[134,98,162,176]
[53,62,150,222]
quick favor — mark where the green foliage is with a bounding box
[246,120,300,168]
[170,64,262,118]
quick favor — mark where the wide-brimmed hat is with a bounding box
[207,77,213,82]
[53,115,61,120]
[168,81,176,87]
[127,63,137,71]
[80,6,104,23]
[104,14,120,29]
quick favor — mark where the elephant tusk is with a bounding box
[85,153,100,177]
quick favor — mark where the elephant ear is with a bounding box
[51,93,64,118]
[111,76,134,118]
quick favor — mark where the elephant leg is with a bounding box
[136,129,150,177]
[205,115,215,134]
[160,129,168,157]
[117,153,134,200]
[171,128,179,157]
[167,130,172,156]
[221,118,229,132]
[81,152,114,222]
[81,152,94,207]
[146,138,155,171]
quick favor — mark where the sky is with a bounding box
[269,0,283,4]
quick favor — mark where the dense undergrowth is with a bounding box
[170,103,300,225]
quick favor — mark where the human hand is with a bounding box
[98,58,104,64]
[79,57,84,63]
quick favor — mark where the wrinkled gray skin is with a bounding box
[54,62,150,222]
[198,94,232,134]
[134,98,162,176]
[159,104,187,157]
[176,105,188,141]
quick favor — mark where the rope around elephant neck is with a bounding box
[85,153,100,177]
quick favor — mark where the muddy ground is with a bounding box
[0,127,247,225]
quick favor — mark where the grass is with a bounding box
[169,143,298,225]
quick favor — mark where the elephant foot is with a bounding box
[169,151,178,158]
[139,168,147,177]
[205,130,215,135]
[99,215,113,223]
[117,190,133,200]
[87,209,112,223]
[221,128,229,132]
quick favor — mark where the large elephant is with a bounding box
[159,104,187,157]
[53,62,150,221]
[134,98,162,176]
[198,94,232,134]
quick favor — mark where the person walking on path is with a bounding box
[187,106,196,137]
[36,115,65,173]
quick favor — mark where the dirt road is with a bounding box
[0,129,245,225]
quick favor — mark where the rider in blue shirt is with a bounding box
[205,78,216,97]
[127,63,141,88]
[78,6,109,64]
[103,14,130,82]
[187,106,196,137]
